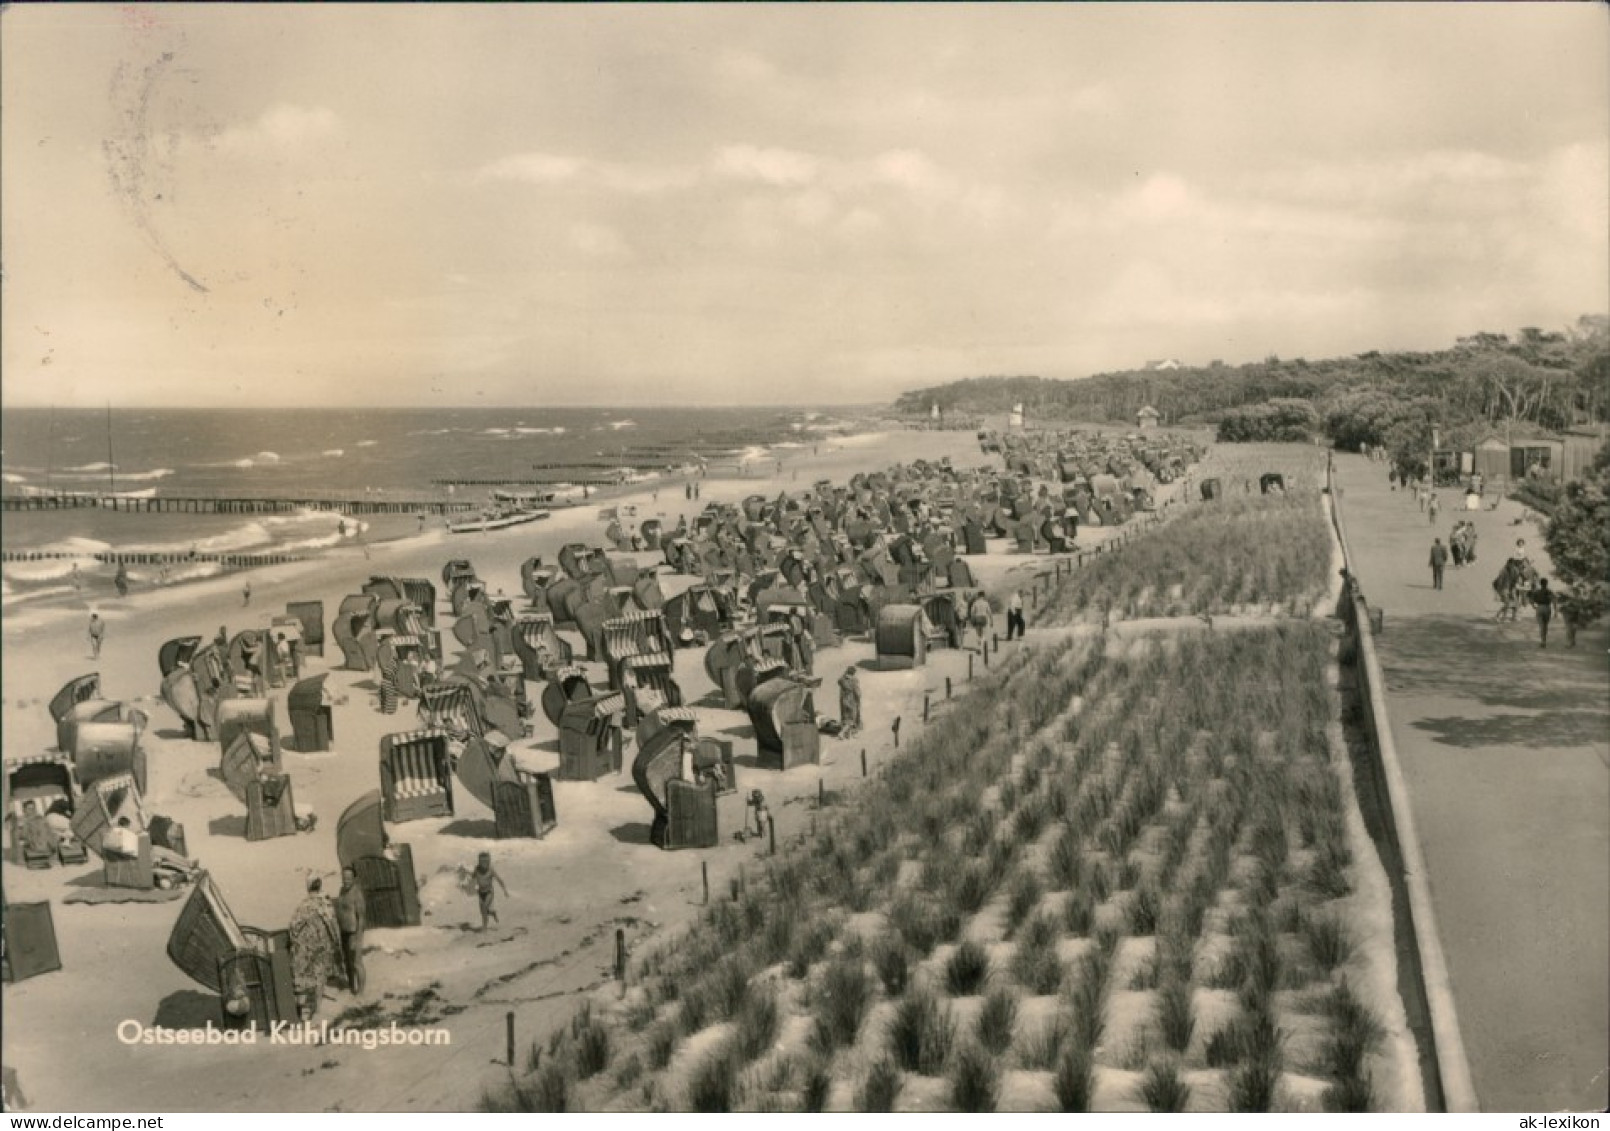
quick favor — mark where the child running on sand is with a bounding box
[464,851,509,931]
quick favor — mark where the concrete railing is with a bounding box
[1326,462,1479,1113]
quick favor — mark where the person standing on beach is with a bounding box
[1429,538,1448,591]
[87,613,105,659]
[1428,493,1440,525]
[288,876,341,1020]
[336,866,367,995]
[838,666,862,737]
[242,580,252,607]
[469,852,508,931]
[114,563,129,598]
[1006,591,1025,640]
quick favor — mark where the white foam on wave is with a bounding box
[55,467,174,482]
[357,439,377,447]
[3,472,25,484]
[1,582,76,606]
[609,420,637,430]
[515,427,555,435]
[64,461,116,472]
[255,451,281,463]
[323,449,345,457]
[485,428,510,435]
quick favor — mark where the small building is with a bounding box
[1136,405,1161,430]
[1560,426,1609,482]
[1008,402,1025,430]
[1143,358,1183,371]
[1471,437,1510,483]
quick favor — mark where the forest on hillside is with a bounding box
[891,317,1610,453]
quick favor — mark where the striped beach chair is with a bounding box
[378,730,454,822]
[418,682,483,739]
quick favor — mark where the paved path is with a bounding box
[1334,455,1608,1113]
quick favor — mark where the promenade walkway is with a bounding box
[1334,454,1608,1112]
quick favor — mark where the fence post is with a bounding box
[861,748,868,777]
[892,716,902,748]
[818,778,826,808]
[506,1011,516,1068]
[946,677,952,700]
[702,860,709,905]
[968,652,974,680]
[615,928,627,984]
[923,692,930,722]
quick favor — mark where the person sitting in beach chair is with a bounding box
[104,815,200,889]
[13,800,58,868]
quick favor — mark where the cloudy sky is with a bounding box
[2,3,1605,408]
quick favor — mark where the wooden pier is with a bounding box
[0,491,476,516]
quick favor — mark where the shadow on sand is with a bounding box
[607,821,652,846]
[153,990,220,1029]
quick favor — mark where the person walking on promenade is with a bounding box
[1429,538,1448,590]
[1529,577,1555,649]
[87,612,105,658]
[1006,590,1025,640]
[1428,493,1440,524]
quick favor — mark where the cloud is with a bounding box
[213,105,339,156]
[569,222,630,259]
[475,152,584,185]
[713,144,819,186]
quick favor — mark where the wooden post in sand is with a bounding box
[506,1012,516,1068]
[861,748,868,777]
[768,814,777,856]
[968,652,974,680]
[615,929,627,986]
[702,861,709,905]
[892,716,901,748]
[818,778,826,808]
[923,692,930,723]
[946,677,952,700]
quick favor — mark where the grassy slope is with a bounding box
[485,615,1410,1112]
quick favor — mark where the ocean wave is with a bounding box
[3,559,87,583]
[609,420,637,430]
[323,449,345,457]
[484,428,510,435]
[1,582,77,606]
[233,458,256,468]
[2,472,25,484]
[357,439,378,447]
[64,461,117,472]
[255,451,281,463]
[514,427,556,435]
[54,466,175,482]
[137,561,223,585]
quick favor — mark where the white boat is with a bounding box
[448,508,550,535]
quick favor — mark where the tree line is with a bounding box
[892,316,1609,465]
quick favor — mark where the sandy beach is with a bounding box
[2,425,1147,1113]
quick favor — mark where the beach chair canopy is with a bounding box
[49,674,102,725]
[159,637,202,678]
[5,755,76,818]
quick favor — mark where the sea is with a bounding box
[0,405,860,603]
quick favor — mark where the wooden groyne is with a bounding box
[0,492,476,516]
[1,548,310,568]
